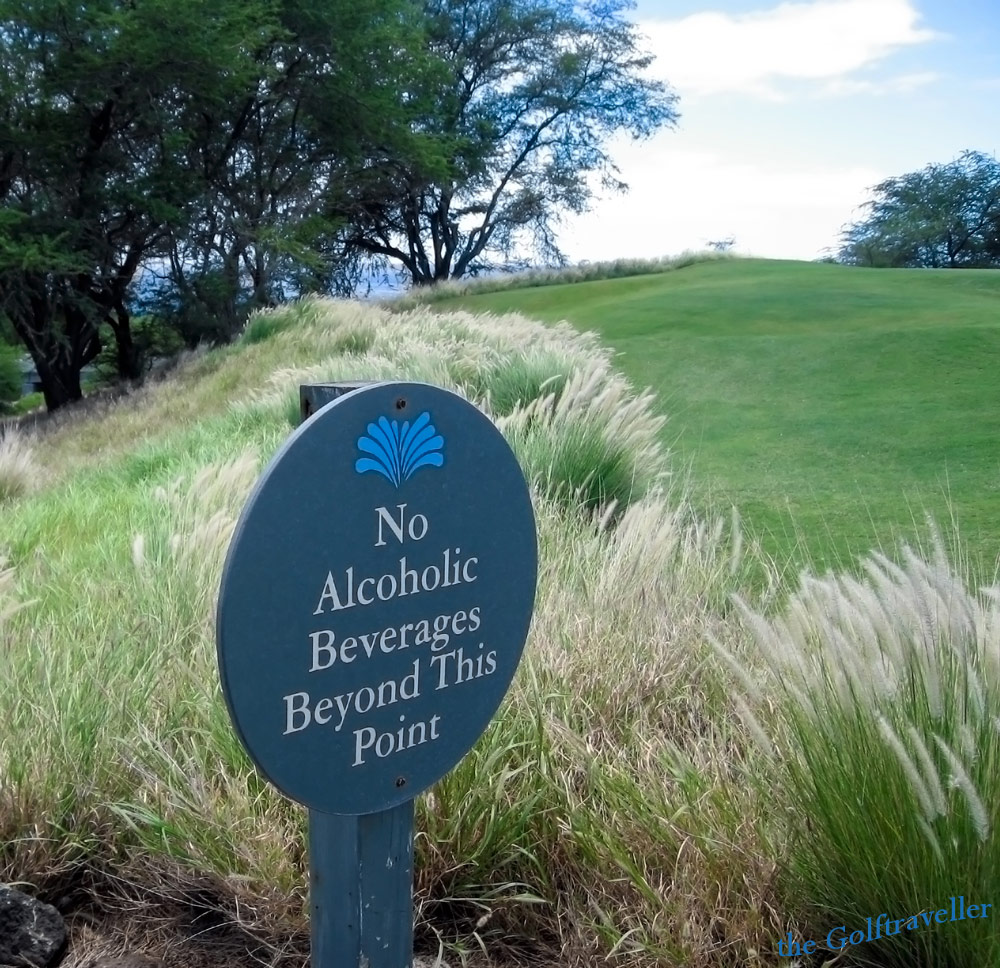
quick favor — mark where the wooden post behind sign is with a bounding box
[299,382,414,968]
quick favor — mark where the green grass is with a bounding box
[2,293,999,967]
[426,259,1000,578]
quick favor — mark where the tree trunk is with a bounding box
[110,302,142,381]
[34,352,84,411]
[9,296,88,412]
[114,322,141,381]
[10,286,102,411]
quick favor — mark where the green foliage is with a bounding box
[0,0,451,407]
[0,0,289,405]
[840,150,1000,268]
[156,0,450,340]
[1,310,17,346]
[93,316,185,386]
[0,0,681,410]
[0,342,19,406]
[6,392,42,416]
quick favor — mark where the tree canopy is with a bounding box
[839,151,1000,269]
[342,0,679,285]
[0,0,278,407]
[1,0,678,409]
[152,0,448,345]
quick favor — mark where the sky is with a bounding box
[559,0,1000,263]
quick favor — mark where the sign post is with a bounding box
[217,381,537,967]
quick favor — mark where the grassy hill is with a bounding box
[427,258,1000,578]
[0,304,748,965]
[1,281,998,966]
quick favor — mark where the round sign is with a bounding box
[217,382,537,815]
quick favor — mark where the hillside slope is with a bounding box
[0,301,751,965]
[429,258,1000,575]
[1,293,998,967]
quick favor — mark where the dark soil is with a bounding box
[22,866,539,968]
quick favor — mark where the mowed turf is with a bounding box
[432,258,1000,577]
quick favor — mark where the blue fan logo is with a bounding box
[355,411,445,487]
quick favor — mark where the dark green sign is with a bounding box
[217,382,537,816]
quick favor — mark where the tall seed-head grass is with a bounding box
[237,300,664,518]
[724,534,1000,967]
[132,453,259,625]
[384,251,738,311]
[499,362,667,515]
[460,348,570,417]
[0,428,45,503]
[0,293,783,965]
[415,491,775,964]
[0,557,31,638]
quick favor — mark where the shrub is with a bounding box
[8,392,42,416]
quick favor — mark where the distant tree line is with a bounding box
[839,151,1000,269]
[0,0,677,410]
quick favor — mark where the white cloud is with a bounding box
[821,70,939,96]
[639,0,940,99]
[560,138,883,262]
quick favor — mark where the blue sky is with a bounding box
[560,0,1000,262]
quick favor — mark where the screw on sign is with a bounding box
[217,382,538,968]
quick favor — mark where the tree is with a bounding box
[0,0,283,409]
[342,0,679,285]
[150,0,448,344]
[0,0,447,407]
[839,151,1000,269]
[0,339,19,409]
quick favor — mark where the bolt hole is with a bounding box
[395,398,407,410]
[395,776,407,788]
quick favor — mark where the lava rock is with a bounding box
[0,884,67,967]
